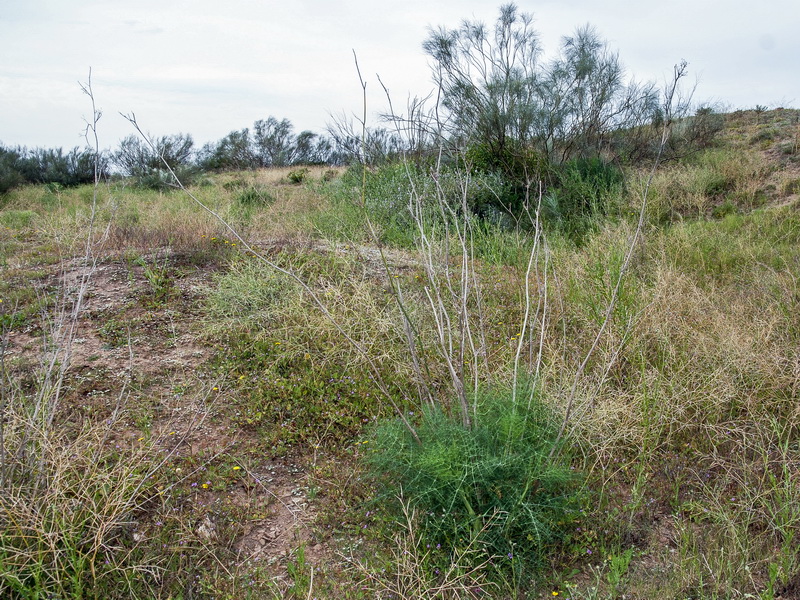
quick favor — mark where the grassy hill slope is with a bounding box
[0,110,799,599]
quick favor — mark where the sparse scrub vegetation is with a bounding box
[0,144,107,195]
[198,116,339,171]
[113,132,198,190]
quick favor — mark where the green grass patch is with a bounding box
[658,208,800,284]
[0,209,38,230]
[204,255,296,331]
[211,336,387,452]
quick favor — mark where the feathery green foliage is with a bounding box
[367,388,580,578]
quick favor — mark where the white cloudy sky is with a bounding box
[1,0,798,151]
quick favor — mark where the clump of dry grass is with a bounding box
[0,416,173,597]
[641,148,772,222]
[536,202,800,596]
[346,501,496,600]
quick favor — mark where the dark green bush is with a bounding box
[287,167,309,184]
[463,142,554,218]
[464,142,552,182]
[0,147,24,195]
[236,185,276,207]
[0,145,105,194]
[465,171,521,227]
[113,134,197,189]
[461,144,626,241]
[367,389,579,577]
[542,157,624,242]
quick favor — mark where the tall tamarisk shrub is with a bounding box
[197,118,338,170]
[424,3,662,171]
[0,145,108,192]
[113,131,196,189]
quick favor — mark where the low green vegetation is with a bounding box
[367,389,580,586]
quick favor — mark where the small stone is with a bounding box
[197,514,216,541]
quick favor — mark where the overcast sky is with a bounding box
[1,0,798,151]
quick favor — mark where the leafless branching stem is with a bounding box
[550,61,690,456]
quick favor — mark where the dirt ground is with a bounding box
[3,251,351,579]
